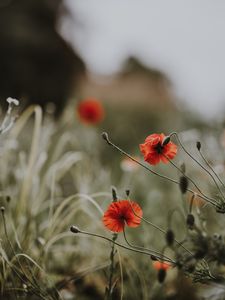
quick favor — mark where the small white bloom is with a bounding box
[6,97,19,106]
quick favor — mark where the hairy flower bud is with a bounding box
[112,187,118,202]
[150,255,158,261]
[162,136,171,146]
[125,189,130,197]
[166,229,175,246]
[196,141,201,151]
[186,214,195,229]
[179,176,189,194]
[158,269,166,283]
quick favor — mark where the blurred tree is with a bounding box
[0,0,85,116]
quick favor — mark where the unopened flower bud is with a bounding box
[102,132,110,145]
[186,214,195,229]
[166,229,175,246]
[112,187,117,202]
[125,189,130,197]
[70,226,80,234]
[150,255,158,261]
[179,176,189,194]
[162,136,170,146]
[6,196,11,203]
[0,206,5,212]
[196,141,201,151]
[158,269,166,283]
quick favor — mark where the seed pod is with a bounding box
[158,269,166,283]
[186,214,195,229]
[196,141,201,151]
[162,136,171,146]
[166,229,175,246]
[179,176,189,194]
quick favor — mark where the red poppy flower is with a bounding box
[102,200,143,233]
[139,133,177,165]
[153,261,171,271]
[77,98,105,124]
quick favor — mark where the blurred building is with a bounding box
[0,0,85,116]
[78,57,176,111]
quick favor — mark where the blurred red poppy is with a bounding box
[153,261,171,271]
[139,133,177,165]
[77,98,105,124]
[103,200,143,233]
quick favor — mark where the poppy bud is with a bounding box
[102,132,110,145]
[158,269,166,283]
[150,255,158,261]
[112,187,118,202]
[196,141,201,151]
[186,214,195,229]
[125,189,130,197]
[179,176,189,194]
[70,226,80,234]
[166,229,175,246]
[6,196,11,203]
[162,136,170,146]
[0,206,5,212]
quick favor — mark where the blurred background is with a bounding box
[1,0,225,120]
[1,2,225,299]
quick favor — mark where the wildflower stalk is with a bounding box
[105,188,118,300]
[102,133,219,208]
[105,233,117,300]
[170,132,225,202]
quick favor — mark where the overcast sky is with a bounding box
[62,0,225,119]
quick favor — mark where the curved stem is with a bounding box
[170,132,225,203]
[122,229,172,262]
[126,199,194,257]
[73,228,176,264]
[199,149,225,192]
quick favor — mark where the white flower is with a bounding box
[6,97,19,106]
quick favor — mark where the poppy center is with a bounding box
[155,142,163,154]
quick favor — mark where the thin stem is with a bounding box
[199,148,225,191]
[189,194,195,213]
[170,132,225,202]
[102,133,219,208]
[72,228,176,264]
[122,230,171,262]
[164,153,220,206]
[126,199,194,257]
[106,233,117,300]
